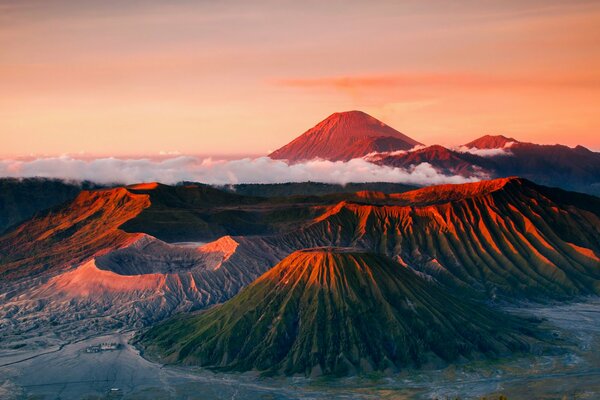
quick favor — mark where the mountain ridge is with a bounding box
[271,177,600,300]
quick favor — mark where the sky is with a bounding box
[1,0,600,157]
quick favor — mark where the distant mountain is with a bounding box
[268,111,599,195]
[372,135,600,195]
[139,248,537,376]
[371,144,493,177]
[466,136,600,194]
[269,110,422,162]
[464,134,519,149]
[119,183,340,242]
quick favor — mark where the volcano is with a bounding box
[269,110,422,162]
[140,248,536,376]
[284,177,600,299]
[463,134,519,149]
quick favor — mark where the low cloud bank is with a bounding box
[454,142,515,157]
[0,156,482,186]
[363,145,428,161]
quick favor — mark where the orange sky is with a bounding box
[1,0,600,156]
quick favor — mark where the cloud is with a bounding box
[0,156,481,186]
[363,145,429,162]
[454,142,515,157]
[274,73,600,92]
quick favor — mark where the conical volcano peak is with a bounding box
[269,110,422,162]
[328,110,374,119]
[464,134,520,149]
[261,247,376,286]
[322,110,389,130]
[141,247,538,376]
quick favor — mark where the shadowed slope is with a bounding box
[119,183,335,242]
[219,181,417,198]
[140,249,537,376]
[0,178,99,234]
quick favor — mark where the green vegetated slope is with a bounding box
[140,249,538,376]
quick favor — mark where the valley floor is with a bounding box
[1,299,600,400]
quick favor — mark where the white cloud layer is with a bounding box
[0,156,482,186]
[454,142,515,157]
[363,145,428,161]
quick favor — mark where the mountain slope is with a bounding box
[0,234,286,344]
[269,111,422,162]
[3,178,597,297]
[140,249,537,376]
[0,187,150,280]
[0,183,334,281]
[268,178,600,300]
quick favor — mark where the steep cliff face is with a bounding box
[0,187,150,280]
[140,249,537,376]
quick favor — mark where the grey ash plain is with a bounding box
[1,299,600,399]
